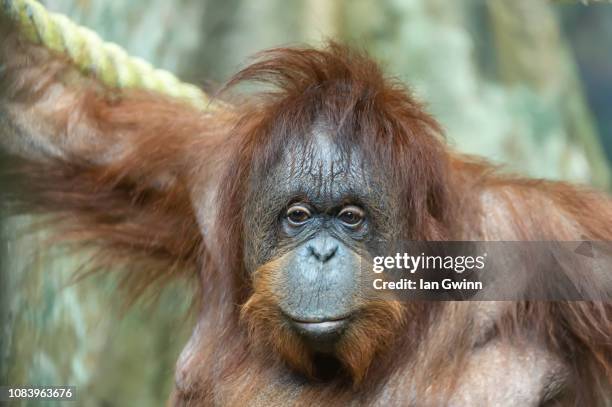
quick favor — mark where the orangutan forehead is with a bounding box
[273,128,372,204]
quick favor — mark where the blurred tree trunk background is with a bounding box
[1,0,610,405]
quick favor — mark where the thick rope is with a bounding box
[1,0,215,110]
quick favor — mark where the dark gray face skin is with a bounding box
[244,129,393,349]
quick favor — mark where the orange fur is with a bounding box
[1,25,611,405]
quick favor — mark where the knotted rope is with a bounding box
[1,0,214,110]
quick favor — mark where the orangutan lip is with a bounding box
[289,315,350,324]
[289,316,350,339]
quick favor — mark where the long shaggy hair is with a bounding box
[1,20,611,405]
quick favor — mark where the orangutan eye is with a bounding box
[338,206,365,227]
[286,205,312,226]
